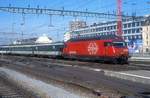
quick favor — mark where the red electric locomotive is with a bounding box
[63,35,129,64]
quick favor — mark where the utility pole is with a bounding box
[21,13,25,40]
[48,14,53,27]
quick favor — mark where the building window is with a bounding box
[141,21,144,26]
[132,35,135,39]
[109,26,111,30]
[132,23,135,27]
[128,36,131,40]
[107,27,109,30]
[126,36,128,40]
[124,30,127,34]
[128,29,131,34]
[146,34,148,39]
[99,28,102,31]
[110,26,112,30]
[90,29,92,32]
[134,35,137,39]
[124,24,127,28]
[138,35,142,39]
[92,29,95,32]
[136,35,139,39]
[114,32,116,35]
[146,48,149,52]
[136,29,140,33]
[83,30,85,33]
[96,28,99,32]
[124,36,127,40]
[136,22,139,26]
[128,23,131,28]
[114,26,116,29]
[132,29,135,33]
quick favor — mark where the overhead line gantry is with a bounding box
[0,6,131,19]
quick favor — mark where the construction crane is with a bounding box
[117,0,123,37]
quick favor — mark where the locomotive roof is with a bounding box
[68,35,123,42]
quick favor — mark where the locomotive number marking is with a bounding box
[87,42,98,55]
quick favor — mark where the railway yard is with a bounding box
[0,55,150,98]
[1,0,150,98]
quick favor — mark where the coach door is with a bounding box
[104,42,112,57]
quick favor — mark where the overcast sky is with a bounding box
[0,0,150,44]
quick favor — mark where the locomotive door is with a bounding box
[104,42,112,57]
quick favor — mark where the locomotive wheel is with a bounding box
[123,57,128,64]
[112,59,118,64]
[119,56,128,64]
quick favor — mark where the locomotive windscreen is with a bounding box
[113,42,126,47]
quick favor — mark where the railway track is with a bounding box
[0,55,150,98]
[0,79,23,98]
[35,57,150,70]
[0,74,36,98]
[2,55,150,71]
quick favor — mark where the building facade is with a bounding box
[70,17,145,46]
[142,17,150,53]
[69,20,87,31]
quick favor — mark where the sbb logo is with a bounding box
[88,42,98,55]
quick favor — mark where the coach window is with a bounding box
[52,46,55,49]
[35,47,38,50]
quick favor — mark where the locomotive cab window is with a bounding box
[104,42,112,46]
[112,42,126,47]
